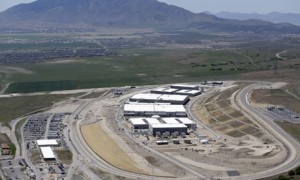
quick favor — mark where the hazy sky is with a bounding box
[1,0,300,14]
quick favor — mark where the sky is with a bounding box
[1,0,300,14]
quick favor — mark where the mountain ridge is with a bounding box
[215,11,300,26]
[0,0,299,34]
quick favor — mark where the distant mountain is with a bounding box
[215,12,300,26]
[0,0,299,34]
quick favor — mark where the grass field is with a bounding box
[0,93,83,123]
[30,149,43,165]
[79,91,106,99]
[276,122,300,143]
[15,118,27,156]
[1,48,274,93]
[81,122,145,174]
[0,133,11,144]
[250,88,300,114]
[55,150,73,164]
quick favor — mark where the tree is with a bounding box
[278,175,289,180]
[288,170,295,176]
[295,166,300,175]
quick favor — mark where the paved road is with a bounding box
[186,89,221,140]
[276,50,287,59]
[221,82,300,180]
[20,117,41,180]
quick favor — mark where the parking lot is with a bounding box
[23,114,51,141]
[264,106,300,123]
[1,159,35,180]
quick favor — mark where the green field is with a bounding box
[0,93,83,123]
[2,48,269,93]
[0,30,299,93]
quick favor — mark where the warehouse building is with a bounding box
[162,117,197,130]
[176,118,197,130]
[151,88,178,94]
[40,146,56,161]
[162,118,180,124]
[124,104,186,117]
[144,118,161,125]
[171,84,199,90]
[129,118,149,129]
[151,86,201,97]
[174,89,201,96]
[36,140,58,147]
[149,124,187,136]
[130,93,189,104]
[129,118,162,129]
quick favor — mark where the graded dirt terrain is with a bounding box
[81,122,145,174]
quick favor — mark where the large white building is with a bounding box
[36,140,58,147]
[163,117,197,130]
[40,146,56,160]
[149,124,187,136]
[124,104,187,117]
[129,117,196,132]
[151,86,201,97]
[170,84,199,90]
[130,93,189,104]
[151,88,178,95]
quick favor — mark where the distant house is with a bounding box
[1,143,10,155]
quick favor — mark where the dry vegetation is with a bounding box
[30,149,43,165]
[55,149,73,164]
[81,122,145,174]
[191,85,263,138]
[250,88,300,114]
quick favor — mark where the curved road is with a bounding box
[224,83,300,180]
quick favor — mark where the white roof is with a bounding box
[176,89,201,95]
[152,88,178,93]
[177,118,195,124]
[162,118,180,124]
[40,146,55,159]
[150,124,187,128]
[130,93,188,102]
[129,118,147,125]
[144,118,161,125]
[131,93,160,100]
[164,88,178,93]
[124,104,186,113]
[36,139,58,146]
[171,84,199,89]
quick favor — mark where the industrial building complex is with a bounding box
[129,93,189,104]
[124,104,187,117]
[151,84,202,96]
[124,84,201,137]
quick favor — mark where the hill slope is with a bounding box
[215,12,300,26]
[0,0,299,34]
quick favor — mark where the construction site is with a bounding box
[3,81,300,180]
[72,81,295,179]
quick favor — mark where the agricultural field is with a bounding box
[0,93,83,124]
[0,31,299,93]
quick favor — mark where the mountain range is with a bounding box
[0,0,299,34]
[215,12,300,26]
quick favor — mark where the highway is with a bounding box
[219,82,300,180]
